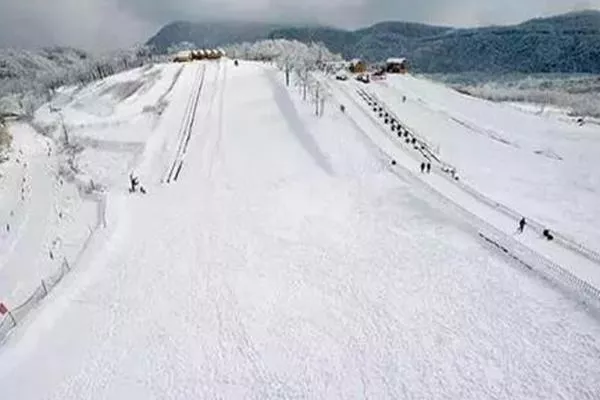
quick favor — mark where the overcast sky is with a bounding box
[0,0,598,51]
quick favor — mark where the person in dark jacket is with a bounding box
[426,162,431,173]
[420,162,425,173]
[543,229,554,241]
[129,173,139,193]
[518,217,526,233]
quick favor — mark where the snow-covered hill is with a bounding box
[0,46,158,119]
[427,72,600,119]
[359,74,600,251]
[0,59,599,399]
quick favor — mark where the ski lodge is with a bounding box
[386,58,408,74]
[172,48,226,62]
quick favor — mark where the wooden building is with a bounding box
[349,58,367,73]
[386,58,408,73]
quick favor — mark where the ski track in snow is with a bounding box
[0,61,599,399]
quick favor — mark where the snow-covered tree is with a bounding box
[0,45,160,119]
[224,39,342,116]
[224,39,342,71]
[429,73,600,118]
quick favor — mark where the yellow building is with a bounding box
[349,59,367,73]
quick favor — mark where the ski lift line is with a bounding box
[165,65,203,182]
[358,89,445,166]
[181,63,208,157]
[174,161,183,181]
[360,89,438,156]
[165,64,207,183]
[353,88,438,167]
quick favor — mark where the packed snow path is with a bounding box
[1,61,600,399]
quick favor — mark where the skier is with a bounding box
[391,159,397,166]
[543,229,554,241]
[420,162,425,173]
[518,217,526,233]
[129,173,139,193]
[340,104,345,113]
[426,162,431,173]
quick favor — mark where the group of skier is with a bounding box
[517,217,553,240]
[420,161,431,174]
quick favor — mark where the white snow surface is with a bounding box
[0,123,95,306]
[367,75,600,252]
[0,60,600,399]
[1,63,189,309]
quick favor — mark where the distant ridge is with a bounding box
[146,10,600,73]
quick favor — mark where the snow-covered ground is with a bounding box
[363,74,600,253]
[1,60,599,399]
[504,101,600,127]
[0,62,192,312]
[0,123,96,306]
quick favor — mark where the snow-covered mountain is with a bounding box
[147,10,600,73]
[146,21,286,53]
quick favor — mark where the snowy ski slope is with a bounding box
[325,77,600,295]
[0,63,191,309]
[368,74,600,252]
[0,60,599,399]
